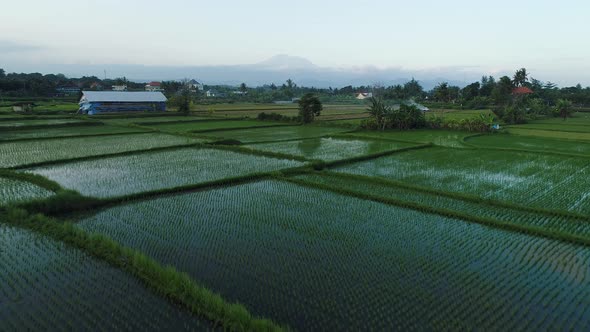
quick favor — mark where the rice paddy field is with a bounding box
[0,132,201,168]
[2,111,590,330]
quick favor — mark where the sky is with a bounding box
[1,0,589,86]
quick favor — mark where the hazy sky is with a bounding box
[1,0,589,85]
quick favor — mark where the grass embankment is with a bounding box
[0,207,285,332]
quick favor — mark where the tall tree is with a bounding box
[298,93,322,123]
[555,99,573,120]
[433,82,450,102]
[512,68,528,87]
[403,78,424,99]
[239,82,247,93]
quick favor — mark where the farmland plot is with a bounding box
[294,172,590,239]
[28,148,303,197]
[508,128,590,141]
[335,147,590,213]
[466,134,590,155]
[149,120,278,133]
[0,133,200,168]
[244,137,416,161]
[0,224,211,331]
[343,130,470,148]
[99,115,211,126]
[77,180,590,331]
[204,126,350,143]
[0,119,85,128]
[0,177,53,205]
[0,125,147,141]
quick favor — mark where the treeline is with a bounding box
[429,69,590,110]
[2,67,590,110]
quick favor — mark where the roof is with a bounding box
[147,81,161,86]
[512,87,534,95]
[81,91,167,103]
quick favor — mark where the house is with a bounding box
[78,91,167,115]
[112,85,127,91]
[206,90,220,97]
[145,81,163,92]
[188,79,204,92]
[356,92,373,100]
[512,87,533,96]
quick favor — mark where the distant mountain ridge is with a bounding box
[3,55,490,89]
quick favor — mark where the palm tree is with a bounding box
[367,97,389,130]
[555,99,573,120]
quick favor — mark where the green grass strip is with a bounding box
[0,207,286,332]
[0,169,63,192]
[281,176,590,248]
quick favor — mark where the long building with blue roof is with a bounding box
[79,91,167,115]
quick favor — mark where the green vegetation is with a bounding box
[203,125,351,143]
[465,134,590,156]
[3,105,590,330]
[27,148,303,197]
[1,208,283,331]
[0,125,147,141]
[76,180,590,331]
[1,133,200,168]
[244,137,417,161]
[334,146,590,213]
[0,177,54,205]
[0,118,88,129]
[148,120,285,133]
[0,222,212,331]
[298,93,323,123]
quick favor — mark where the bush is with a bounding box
[257,112,298,122]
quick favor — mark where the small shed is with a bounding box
[79,91,167,115]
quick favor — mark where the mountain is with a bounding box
[2,55,489,89]
[254,54,318,70]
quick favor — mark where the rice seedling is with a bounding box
[0,125,148,141]
[244,137,417,161]
[203,126,350,143]
[0,223,212,331]
[466,134,590,156]
[334,146,590,214]
[26,148,303,197]
[0,133,202,168]
[0,177,54,206]
[76,180,590,331]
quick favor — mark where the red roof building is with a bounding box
[512,87,533,95]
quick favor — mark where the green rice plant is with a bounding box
[465,134,590,156]
[1,208,284,331]
[507,128,590,141]
[26,147,304,198]
[244,137,417,161]
[0,125,148,141]
[0,118,87,129]
[292,172,590,240]
[0,133,201,168]
[339,129,472,148]
[148,120,282,133]
[0,177,54,206]
[0,222,213,331]
[76,180,590,331]
[203,126,351,143]
[333,146,590,214]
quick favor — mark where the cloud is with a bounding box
[0,40,44,54]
